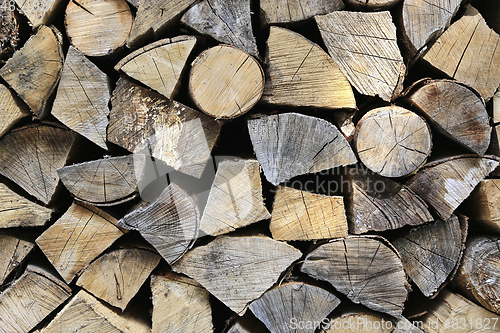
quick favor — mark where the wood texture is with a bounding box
[0,234,34,285]
[0,9,19,63]
[461,179,500,232]
[316,11,405,102]
[173,235,302,314]
[200,159,270,236]
[14,0,64,27]
[344,0,401,10]
[248,112,357,186]
[0,25,63,118]
[0,83,29,138]
[262,27,355,109]
[323,313,393,333]
[270,186,348,241]
[260,0,344,24]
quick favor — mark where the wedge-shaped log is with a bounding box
[0,84,29,138]
[260,0,344,24]
[0,234,34,285]
[461,179,500,232]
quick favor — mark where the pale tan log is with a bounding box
[117,183,199,265]
[14,0,65,27]
[190,45,264,119]
[461,180,500,232]
[248,112,357,186]
[0,183,52,228]
[262,27,355,109]
[181,0,258,57]
[36,202,124,283]
[200,159,270,236]
[260,0,344,24]
[344,0,401,10]
[41,289,151,333]
[108,77,221,178]
[406,79,491,155]
[58,154,146,206]
[115,36,197,100]
[0,234,34,285]
[0,122,76,204]
[422,6,500,101]
[127,0,196,48]
[0,25,63,118]
[227,312,270,333]
[354,106,432,178]
[0,264,71,333]
[173,235,302,314]
[494,89,500,124]
[151,272,214,333]
[406,155,500,220]
[316,11,405,102]
[249,282,341,333]
[301,236,409,317]
[0,84,29,138]
[65,0,133,57]
[270,186,348,241]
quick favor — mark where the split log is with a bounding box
[173,235,302,314]
[117,183,199,265]
[422,6,500,101]
[269,186,349,241]
[0,84,29,139]
[200,159,271,236]
[41,289,150,333]
[301,236,409,317]
[354,106,432,178]
[344,0,401,10]
[226,312,269,333]
[36,202,124,283]
[262,27,355,109]
[454,236,500,314]
[249,282,341,333]
[57,154,146,206]
[0,9,19,63]
[65,0,133,57]
[0,264,71,333]
[461,179,500,232]
[0,25,63,118]
[259,0,344,24]
[115,36,196,100]
[108,77,221,178]
[151,272,214,332]
[315,11,405,102]
[189,45,264,119]
[76,247,161,310]
[248,112,357,186]
[0,122,76,205]
[345,168,433,234]
[392,214,466,298]
[52,46,110,149]
[405,79,491,155]
[14,0,65,27]
[181,0,258,57]
[0,234,34,285]
[406,155,500,220]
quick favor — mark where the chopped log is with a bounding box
[344,0,401,10]
[226,312,269,333]
[354,106,432,178]
[301,236,409,317]
[181,0,258,57]
[392,215,465,298]
[41,289,151,333]
[262,27,355,109]
[406,155,500,220]
[454,236,500,314]
[0,234,34,285]
[117,183,199,265]
[405,79,491,155]
[260,0,344,24]
[0,25,63,118]
[0,84,29,138]
[127,0,197,48]
[64,0,133,57]
[57,154,146,206]
[248,112,357,186]
[269,186,349,241]
[0,122,76,205]
[52,46,110,149]
[322,313,393,333]
[422,6,500,101]
[0,264,71,333]
[200,159,271,236]
[189,45,264,119]
[315,11,406,102]
[0,9,19,63]
[14,0,65,27]
[461,179,500,232]
[151,272,214,332]
[249,282,341,333]
[173,235,302,314]
[108,77,221,178]
[115,36,196,100]
[36,202,124,283]
[346,168,433,234]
